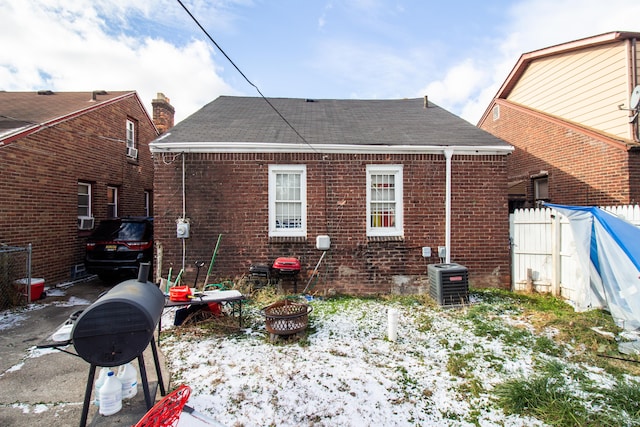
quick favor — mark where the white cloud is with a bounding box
[0,0,236,123]
[3,0,640,127]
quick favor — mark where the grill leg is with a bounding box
[137,353,153,410]
[150,338,166,396]
[79,364,96,427]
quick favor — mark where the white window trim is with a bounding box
[268,164,307,238]
[366,164,403,237]
[78,182,92,219]
[126,119,136,149]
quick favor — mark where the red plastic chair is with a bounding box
[133,384,191,427]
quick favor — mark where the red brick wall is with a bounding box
[480,102,637,205]
[0,95,156,284]
[153,152,510,294]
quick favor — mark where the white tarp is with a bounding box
[545,203,640,331]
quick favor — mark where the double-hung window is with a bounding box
[366,164,403,237]
[269,165,306,237]
[78,182,91,218]
[78,182,93,229]
[125,119,138,159]
[107,186,118,218]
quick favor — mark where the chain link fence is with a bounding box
[0,245,31,309]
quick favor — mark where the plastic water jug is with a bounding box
[98,371,122,416]
[93,367,111,406]
[117,362,138,399]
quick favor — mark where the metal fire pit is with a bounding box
[261,299,312,336]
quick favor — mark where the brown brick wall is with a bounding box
[481,102,637,205]
[153,152,510,294]
[0,95,156,284]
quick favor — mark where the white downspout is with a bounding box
[181,153,186,269]
[444,148,454,263]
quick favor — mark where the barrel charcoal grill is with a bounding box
[70,264,166,427]
[248,264,272,290]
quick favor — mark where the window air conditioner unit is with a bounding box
[126,146,138,159]
[78,216,95,230]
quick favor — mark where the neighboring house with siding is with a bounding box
[150,96,513,294]
[478,31,640,211]
[0,90,174,284]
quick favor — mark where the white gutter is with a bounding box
[444,148,453,264]
[149,140,513,156]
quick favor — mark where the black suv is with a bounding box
[85,217,153,280]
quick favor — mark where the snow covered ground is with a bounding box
[160,294,636,427]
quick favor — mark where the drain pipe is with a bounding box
[444,148,453,263]
[181,153,186,270]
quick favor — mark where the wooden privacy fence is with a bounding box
[509,205,640,302]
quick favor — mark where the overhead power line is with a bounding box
[175,0,317,152]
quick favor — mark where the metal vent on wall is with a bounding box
[428,263,469,306]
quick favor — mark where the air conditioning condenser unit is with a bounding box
[428,263,469,306]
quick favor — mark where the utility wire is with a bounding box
[175,0,319,153]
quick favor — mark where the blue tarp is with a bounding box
[545,203,640,330]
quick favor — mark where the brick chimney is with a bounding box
[152,92,175,135]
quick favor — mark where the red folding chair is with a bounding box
[133,385,191,427]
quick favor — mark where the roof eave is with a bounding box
[150,141,514,155]
[0,91,138,146]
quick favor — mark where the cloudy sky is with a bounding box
[2,0,640,124]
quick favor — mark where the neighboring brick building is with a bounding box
[150,96,513,294]
[0,90,174,285]
[478,31,640,211]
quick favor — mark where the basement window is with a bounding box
[366,164,403,237]
[269,165,307,238]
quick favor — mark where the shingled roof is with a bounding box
[152,96,512,155]
[0,90,136,143]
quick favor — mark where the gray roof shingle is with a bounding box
[159,96,510,148]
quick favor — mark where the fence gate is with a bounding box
[510,205,640,301]
[0,244,32,308]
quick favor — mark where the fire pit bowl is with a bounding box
[261,299,312,336]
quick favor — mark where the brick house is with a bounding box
[0,90,174,284]
[150,96,513,294]
[478,31,640,211]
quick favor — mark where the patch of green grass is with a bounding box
[602,379,640,422]
[494,360,640,427]
[532,335,562,356]
[494,373,590,426]
[415,312,434,332]
[447,351,474,378]
[469,288,638,374]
